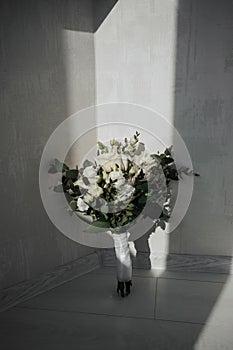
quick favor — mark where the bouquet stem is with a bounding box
[112,231,132,282]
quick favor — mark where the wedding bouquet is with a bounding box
[50,132,179,230]
[49,132,195,297]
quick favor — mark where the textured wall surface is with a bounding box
[1,0,233,289]
[0,0,96,289]
[170,0,233,256]
[95,0,233,257]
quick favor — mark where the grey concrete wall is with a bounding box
[0,0,96,289]
[95,0,233,257]
[170,0,233,256]
[1,0,233,289]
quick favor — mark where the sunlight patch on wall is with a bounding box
[62,29,95,115]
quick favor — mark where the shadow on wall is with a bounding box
[165,0,233,348]
[0,0,118,290]
[62,0,118,32]
[134,1,233,348]
[170,0,233,257]
[0,0,76,289]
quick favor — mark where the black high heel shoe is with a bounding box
[117,281,125,297]
[125,280,132,296]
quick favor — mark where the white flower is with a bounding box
[73,178,88,189]
[96,152,124,172]
[73,166,100,189]
[96,152,115,166]
[77,197,89,212]
[83,165,96,178]
[124,143,136,155]
[83,166,100,185]
[88,184,103,197]
[83,193,94,204]
[134,151,158,175]
[108,171,125,189]
[129,164,139,176]
[121,154,130,171]
[130,136,137,146]
[117,183,135,203]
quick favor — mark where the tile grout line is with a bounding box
[14,305,205,326]
[14,305,157,321]
[90,270,227,284]
[157,277,226,284]
[155,317,205,326]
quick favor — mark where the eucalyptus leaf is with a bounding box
[138,196,147,204]
[48,159,69,173]
[69,200,77,211]
[65,169,79,180]
[83,160,93,168]
[53,184,64,192]
[158,220,166,230]
[84,220,110,233]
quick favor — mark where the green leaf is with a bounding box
[83,160,93,168]
[151,154,161,161]
[161,157,174,166]
[126,203,135,210]
[83,177,90,185]
[159,212,170,222]
[120,215,129,225]
[53,184,64,192]
[48,159,69,173]
[164,147,172,156]
[138,196,147,204]
[65,169,79,180]
[100,212,109,221]
[166,169,179,181]
[84,220,110,233]
[137,181,148,192]
[92,220,110,228]
[158,220,166,230]
[65,179,75,190]
[69,200,77,211]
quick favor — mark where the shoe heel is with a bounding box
[117,281,125,297]
[125,280,132,296]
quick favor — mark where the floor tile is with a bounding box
[0,307,202,350]
[19,273,156,319]
[155,278,224,324]
[91,266,158,278]
[158,270,228,283]
[91,267,229,282]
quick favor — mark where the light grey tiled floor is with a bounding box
[0,267,233,350]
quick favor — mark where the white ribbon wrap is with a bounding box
[112,231,132,282]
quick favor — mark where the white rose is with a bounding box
[108,171,125,189]
[73,178,88,189]
[83,193,94,204]
[96,152,115,166]
[134,152,158,175]
[83,165,96,178]
[83,166,99,185]
[77,197,89,212]
[117,183,135,203]
[96,152,124,172]
[88,184,104,197]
